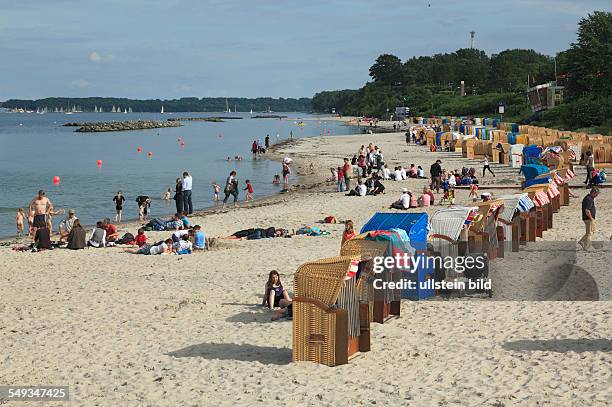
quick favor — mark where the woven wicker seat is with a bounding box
[293,255,365,366]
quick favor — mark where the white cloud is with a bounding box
[89,51,101,62]
[71,79,91,88]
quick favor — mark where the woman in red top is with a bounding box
[342,220,355,246]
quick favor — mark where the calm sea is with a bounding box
[0,112,359,237]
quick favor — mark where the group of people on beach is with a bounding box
[251,135,270,156]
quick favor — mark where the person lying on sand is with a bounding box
[221,227,292,240]
[125,238,173,255]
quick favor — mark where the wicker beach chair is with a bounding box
[292,255,365,366]
[468,200,505,260]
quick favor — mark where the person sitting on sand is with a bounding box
[408,164,418,178]
[368,174,385,195]
[103,217,119,241]
[181,211,191,228]
[33,224,52,251]
[262,270,292,310]
[381,164,391,180]
[390,188,412,210]
[88,221,107,248]
[66,219,86,250]
[345,180,367,196]
[341,220,355,245]
[126,238,173,255]
[166,213,184,231]
[173,234,193,254]
[191,225,207,250]
[58,209,78,242]
[418,190,431,207]
[135,228,147,247]
[417,166,426,179]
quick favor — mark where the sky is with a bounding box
[0,0,608,100]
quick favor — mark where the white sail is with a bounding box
[250,108,253,114]
[161,105,164,114]
[129,107,132,113]
[99,106,103,112]
[124,108,127,114]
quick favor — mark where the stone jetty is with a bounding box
[65,120,183,132]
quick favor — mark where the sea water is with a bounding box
[0,112,359,237]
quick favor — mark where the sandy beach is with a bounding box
[1,131,610,406]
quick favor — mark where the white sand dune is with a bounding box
[1,132,610,406]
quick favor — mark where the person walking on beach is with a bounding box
[251,140,258,157]
[336,166,345,192]
[16,208,25,238]
[212,182,221,203]
[430,159,443,193]
[244,179,254,202]
[174,177,184,214]
[182,171,193,215]
[265,134,270,149]
[113,191,125,223]
[223,171,239,208]
[343,158,352,190]
[136,195,151,222]
[482,157,496,177]
[578,187,599,251]
[282,160,291,189]
[28,190,53,238]
[584,151,595,186]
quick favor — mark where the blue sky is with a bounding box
[0,0,608,99]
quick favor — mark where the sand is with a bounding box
[1,132,610,406]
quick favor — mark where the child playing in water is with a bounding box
[212,182,221,203]
[162,188,172,201]
[272,175,281,185]
[244,179,254,202]
[16,208,25,238]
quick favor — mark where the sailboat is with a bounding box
[99,106,103,113]
[128,107,132,113]
[124,108,127,114]
[249,108,253,114]
[94,106,98,113]
[225,98,230,113]
[112,105,116,113]
[161,105,164,114]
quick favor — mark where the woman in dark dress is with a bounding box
[174,177,183,214]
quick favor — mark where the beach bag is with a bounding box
[116,232,135,245]
[324,216,337,224]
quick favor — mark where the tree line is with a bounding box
[0,96,312,113]
[312,11,611,134]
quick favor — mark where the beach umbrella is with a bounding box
[52,175,61,186]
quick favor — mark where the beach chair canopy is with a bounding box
[521,164,551,180]
[294,256,358,305]
[523,145,542,158]
[360,212,429,249]
[429,207,477,241]
[498,193,535,223]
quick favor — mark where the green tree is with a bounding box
[369,54,404,85]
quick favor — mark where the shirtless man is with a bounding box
[29,190,53,238]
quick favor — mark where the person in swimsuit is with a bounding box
[29,190,53,239]
[261,270,291,309]
[113,191,125,223]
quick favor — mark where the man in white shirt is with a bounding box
[390,188,411,209]
[394,167,402,181]
[182,171,193,215]
[400,166,407,180]
[381,165,391,180]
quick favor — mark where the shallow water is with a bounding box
[0,112,359,237]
